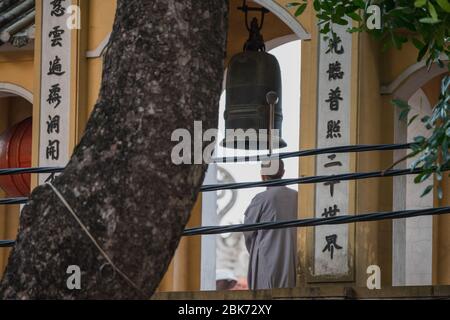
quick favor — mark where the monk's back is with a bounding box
[244,186,298,290]
[258,186,298,222]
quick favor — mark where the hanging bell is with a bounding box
[221,8,287,151]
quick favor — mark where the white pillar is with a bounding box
[393,89,433,286]
[392,96,408,286]
[200,164,218,290]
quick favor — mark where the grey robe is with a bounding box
[244,186,298,290]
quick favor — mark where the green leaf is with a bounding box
[347,27,363,33]
[321,1,332,11]
[408,114,419,126]
[421,115,431,123]
[388,7,413,17]
[414,136,426,144]
[354,0,366,9]
[417,42,429,61]
[412,38,425,50]
[428,2,439,20]
[392,99,411,110]
[420,185,434,197]
[295,3,307,16]
[419,17,441,24]
[446,127,450,137]
[335,18,349,26]
[335,4,345,17]
[313,0,321,12]
[436,0,450,12]
[415,171,432,183]
[286,2,302,8]
[317,13,330,21]
[346,11,363,22]
[322,22,330,34]
[414,0,427,7]
[399,109,410,121]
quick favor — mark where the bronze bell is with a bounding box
[221,6,287,151]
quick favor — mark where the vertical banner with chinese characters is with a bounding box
[39,0,72,185]
[313,21,353,278]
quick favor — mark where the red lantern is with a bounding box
[0,117,32,197]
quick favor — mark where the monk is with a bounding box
[243,159,298,290]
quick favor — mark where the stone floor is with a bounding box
[153,285,450,300]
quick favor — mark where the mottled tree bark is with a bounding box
[0,0,228,299]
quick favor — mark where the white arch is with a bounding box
[381,56,449,100]
[253,0,310,40]
[86,2,310,59]
[390,58,448,287]
[0,82,33,103]
[222,35,300,90]
[265,33,299,51]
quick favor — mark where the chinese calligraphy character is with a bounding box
[326,33,344,55]
[326,120,342,139]
[50,0,66,17]
[47,84,62,108]
[322,205,340,218]
[47,115,60,134]
[324,154,343,168]
[322,234,343,260]
[46,140,60,161]
[326,87,343,111]
[48,56,65,76]
[49,26,65,47]
[324,180,340,197]
[327,61,344,81]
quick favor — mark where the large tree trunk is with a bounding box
[0,0,228,299]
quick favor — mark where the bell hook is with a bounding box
[266,91,279,105]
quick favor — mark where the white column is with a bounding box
[201,164,218,290]
[392,93,408,286]
[393,89,433,286]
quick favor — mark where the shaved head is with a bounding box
[261,159,285,181]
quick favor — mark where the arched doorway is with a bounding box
[403,89,434,285]
[390,67,449,286]
[216,40,301,290]
[0,88,33,276]
[200,0,305,291]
